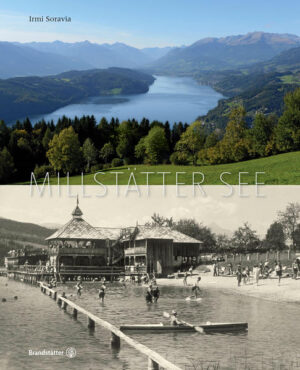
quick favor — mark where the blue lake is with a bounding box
[30,75,224,125]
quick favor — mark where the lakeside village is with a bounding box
[4,200,300,301]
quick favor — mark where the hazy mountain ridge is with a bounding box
[0,40,173,79]
[0,42,91,78]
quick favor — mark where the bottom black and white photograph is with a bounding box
[1,186,300,370]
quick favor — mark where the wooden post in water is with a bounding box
[88,317,95,330]
[111,333,120,349]
[72,308,78,319]
[148,357,159,370]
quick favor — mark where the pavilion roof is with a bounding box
[122,225,202,244]
[46,217,102,240]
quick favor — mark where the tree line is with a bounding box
[0,87,299,183]
[148,203,300,254]
[0,116,188,183]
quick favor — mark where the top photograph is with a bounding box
[0,0,300,185]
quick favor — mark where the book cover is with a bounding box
[1,1,300,369]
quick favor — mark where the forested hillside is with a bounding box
[0,218,53,265]
[198,47,300,130]
[0,68,155,122]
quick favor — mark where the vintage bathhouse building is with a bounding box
[45,200,203,277]
[122,226,202,275]
[46,200,123,277]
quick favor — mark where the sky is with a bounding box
[0,186,298,237]
[0,0,300,47]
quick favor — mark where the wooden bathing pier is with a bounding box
[6,265,125,283]
[7,268,53,284]
[39,282,182,370]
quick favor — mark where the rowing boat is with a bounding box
[120,322,248,333]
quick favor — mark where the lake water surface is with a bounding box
[30,76,224,125]
[1,277,300,369]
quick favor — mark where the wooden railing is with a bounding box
[8,265,49,272]
[59,266,124,275]
[40,283,182,370]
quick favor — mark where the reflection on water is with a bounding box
[29,76,224,125]
[1,277,300,369]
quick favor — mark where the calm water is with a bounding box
[30,76,224,125]
[1,277,300,370]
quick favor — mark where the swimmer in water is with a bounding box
[98,283,106,303]
[76,281,83,296]
[152,286,160,302]
[191,277,201,298]
[145,284,153,303]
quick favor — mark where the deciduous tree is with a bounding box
[174,121,206,165]
[264,222,286,251]
[232,223,260,253]
[100,142,114,164]
[83,138,98,171]
[47,126,82,174]
[278,202,300,248]
[143,126,169,164]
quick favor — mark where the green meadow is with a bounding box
[26,151,300,185]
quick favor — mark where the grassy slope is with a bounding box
[27,151,300,185]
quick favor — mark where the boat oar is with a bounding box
[163,312,204,334]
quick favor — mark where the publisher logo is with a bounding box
[65,347,77,358]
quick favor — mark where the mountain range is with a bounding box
[0,41,173,79]
[1,32,300,79]
[147,32,300,74]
